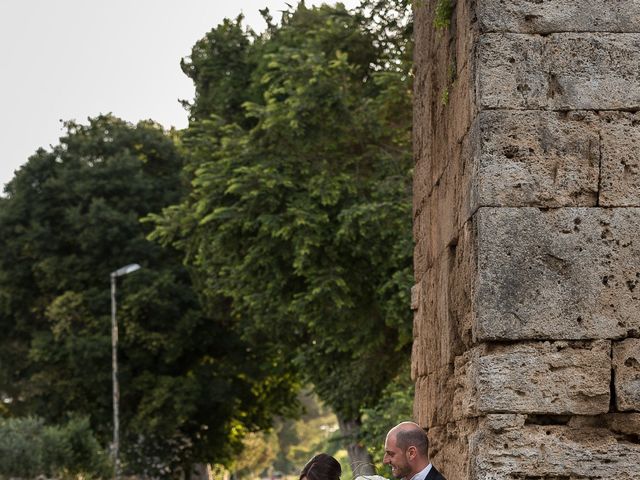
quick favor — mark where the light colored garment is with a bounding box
[355,475,389,480]
[355,464,433,480]
[409,464,433,480]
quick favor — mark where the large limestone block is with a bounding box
[414,345,476,428]
[475,207,640,340]
[569,413,640,437]
[413,222,475,375]
[470,417,640,479]
[600,111,640,207]
[416,341,611,427]
[476,0,640,33]
[462,341,611,415]
[414,364,458,429]
[413,145,432,226]
[474,111,599,207]
[413,0,477,211]
[477,33,640,110]
[428,419,477,480]
[423,109,640,219]
[613,338,640,411]
[475,33,548,110]
[427,146,473,263]
[414,75,475,223]
[413,233,431,282]
[416,135,476,269]
[413,196,427,247]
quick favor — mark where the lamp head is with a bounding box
[111,263,141,277]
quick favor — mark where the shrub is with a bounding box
[0,416,110,479]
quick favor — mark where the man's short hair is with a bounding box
[395,428,428,457]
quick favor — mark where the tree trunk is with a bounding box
[337,415,375,476]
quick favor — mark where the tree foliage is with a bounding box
[0,0,414,473]
[272,392,346,476]
[180,16,258,127]
[150,0,413,465]
[0,115,298,476]
[359,368,414,468]
[0,416,110,479]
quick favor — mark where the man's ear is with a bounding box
[406,446,417,461]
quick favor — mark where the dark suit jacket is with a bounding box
[425,466,445,480]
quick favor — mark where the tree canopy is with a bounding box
[150,0,413,470]
[0,115,298,476]
[0,0,414,475]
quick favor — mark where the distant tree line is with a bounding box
[0,1,413,478]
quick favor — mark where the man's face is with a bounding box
[383,433,411,479]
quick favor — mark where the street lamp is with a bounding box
[111,263,141,480]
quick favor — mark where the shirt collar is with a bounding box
[408,464,432,480]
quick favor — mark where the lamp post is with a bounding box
[111,263,141,480]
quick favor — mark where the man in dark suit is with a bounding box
[383,422,445,480]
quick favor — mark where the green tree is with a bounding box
[0,115,298,477]
[232,430,279,479]
[272,392,344,476]
[359,368,414,469]
[180,15,258,127]
[150,1,413,472]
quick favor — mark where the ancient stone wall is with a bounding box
[412,1,640,478]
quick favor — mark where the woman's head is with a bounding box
[300,454,341,480]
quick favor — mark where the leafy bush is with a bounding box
[0,416,110,479]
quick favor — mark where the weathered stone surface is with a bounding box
[414,69,475,224]
[606,413,640,437]
[463,341,611,415]
[614,338,640,411]
[413,222,475,375]
[413,1,640,478]
[417,341,612,425]
[414,341,471,428]
[427,414,640,478]
[477,33,640,110]
[414,364,458,428]
[476,0,640,33]
[475,207,640,341]
[541,34,640,111]
[413,234,430,282]
[416,132,478,274]
[412,143,432,222]
[428,419,477,480]
[600,111,640,207]
[417,111,640,281]
[447,108,640,211]
[483,413,526,432]
[412,3,444,212]
[470,419,640,479]
[570,413,640,437]
[411,283,421,311]
[475,33,549,110]
[473,110,600,207]
[413,0,477,216]
[427,144,474,263]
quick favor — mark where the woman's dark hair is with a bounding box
[299,453,341,480]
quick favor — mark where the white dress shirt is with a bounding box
[408,464,433,480]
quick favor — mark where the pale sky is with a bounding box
[0,0,359,193]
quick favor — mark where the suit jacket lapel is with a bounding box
[425,466,443,480]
